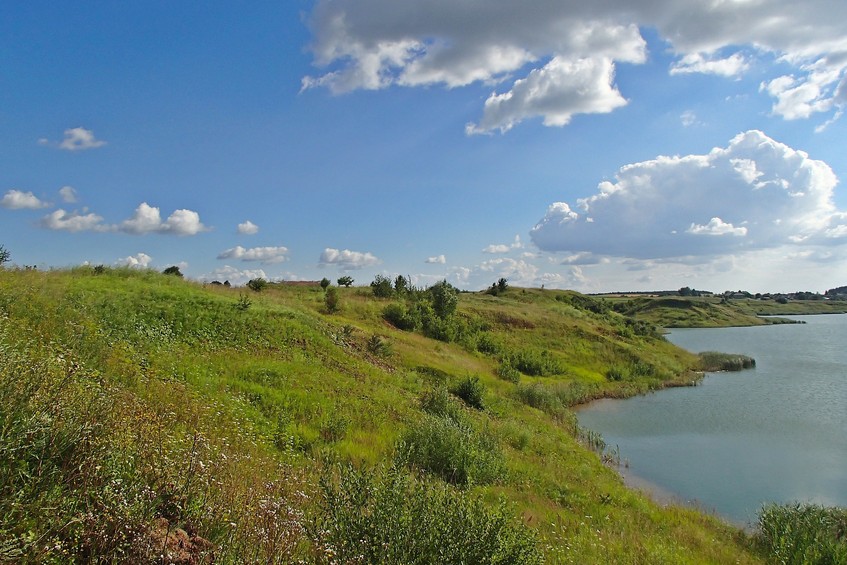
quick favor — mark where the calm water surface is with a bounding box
[577,314,847,526]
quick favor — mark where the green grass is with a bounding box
[0,266,800,563]
[756,503,847,564]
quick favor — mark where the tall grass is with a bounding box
[310,462,541,564]
[756,503,847,564]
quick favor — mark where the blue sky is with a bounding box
[2,1,846,293]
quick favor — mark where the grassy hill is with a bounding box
[608,295,847,328]
[0,267,772,563]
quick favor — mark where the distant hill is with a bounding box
[825,285,847,298]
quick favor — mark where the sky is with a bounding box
[2,1,846,293]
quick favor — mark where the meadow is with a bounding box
[1,266,840,563]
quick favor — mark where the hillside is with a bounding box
[0,268,765,563]
[609,295,847,328]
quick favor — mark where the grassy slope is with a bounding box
[610,296,847,328]
[0,268,762,563]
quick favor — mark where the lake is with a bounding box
[576,314,847,527]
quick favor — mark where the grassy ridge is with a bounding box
[609,295,847,328]
[0,267,766,563]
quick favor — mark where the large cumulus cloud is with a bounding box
[530,131,844,259]
[302,0,847,132]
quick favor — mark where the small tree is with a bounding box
[371,275,394,298]
[325,286,340,313]
[0,245,10,266]
[163,265,183,277]
[394,275,408,294]
[429,280,458,319]
[320,277,331,290]
[247,278,267,292]
[497,278,508,294]
[337,275,354,287]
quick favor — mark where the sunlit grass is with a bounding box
[0,266,780,563]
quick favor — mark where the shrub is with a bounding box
[366,335,392,357]
[247,278,268,292]
[450,375,485,410]
[0,245,9,266]
[756,503,847,565]
[475,332,500,355]
[394,275,408,294]
[310,463,541,565]
[496,361,521,383]
[320,277,331,289]
[399,415,504,487]
[504,349,566,377]
[235,293,252,311]
[162,265,183,277]
[428,280,458,319]
[371,275,394,298]
[419,387,462,423]
[382,303,418,331]
[325,287,340,313]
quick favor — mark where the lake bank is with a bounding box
[577,314,847,527]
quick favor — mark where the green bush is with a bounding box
[399,414,504,487]
[756,503,847,565]
[247,278,268,292]
[382,303,418,331]
[496,361,521,383]
[309,463,541,565]
[324,286,340,313]
[371,275,394,298]
[419,387,462,422]
[475,332,500,355]
[503,349,566,377]
[450,375,485,410]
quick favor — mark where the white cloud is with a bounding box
[687,217,748,237]
[467,56,629,134]
[319,248,381,270]
[217,245,289,263]
[482,235,524,253]
[680,110,700,127]
[304,1,847,132]
[425,254,447,264]
[59,186,77,203]
[1,189,49,210]
[237,220,259,235]
[40,209,108,232]
[58,127,106,151]
[559,251,608,265]
[531,130,843,259]
[117,252,153,268]
[202,265,269,286]
[670,52,749,77]
[119,203,207,236]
